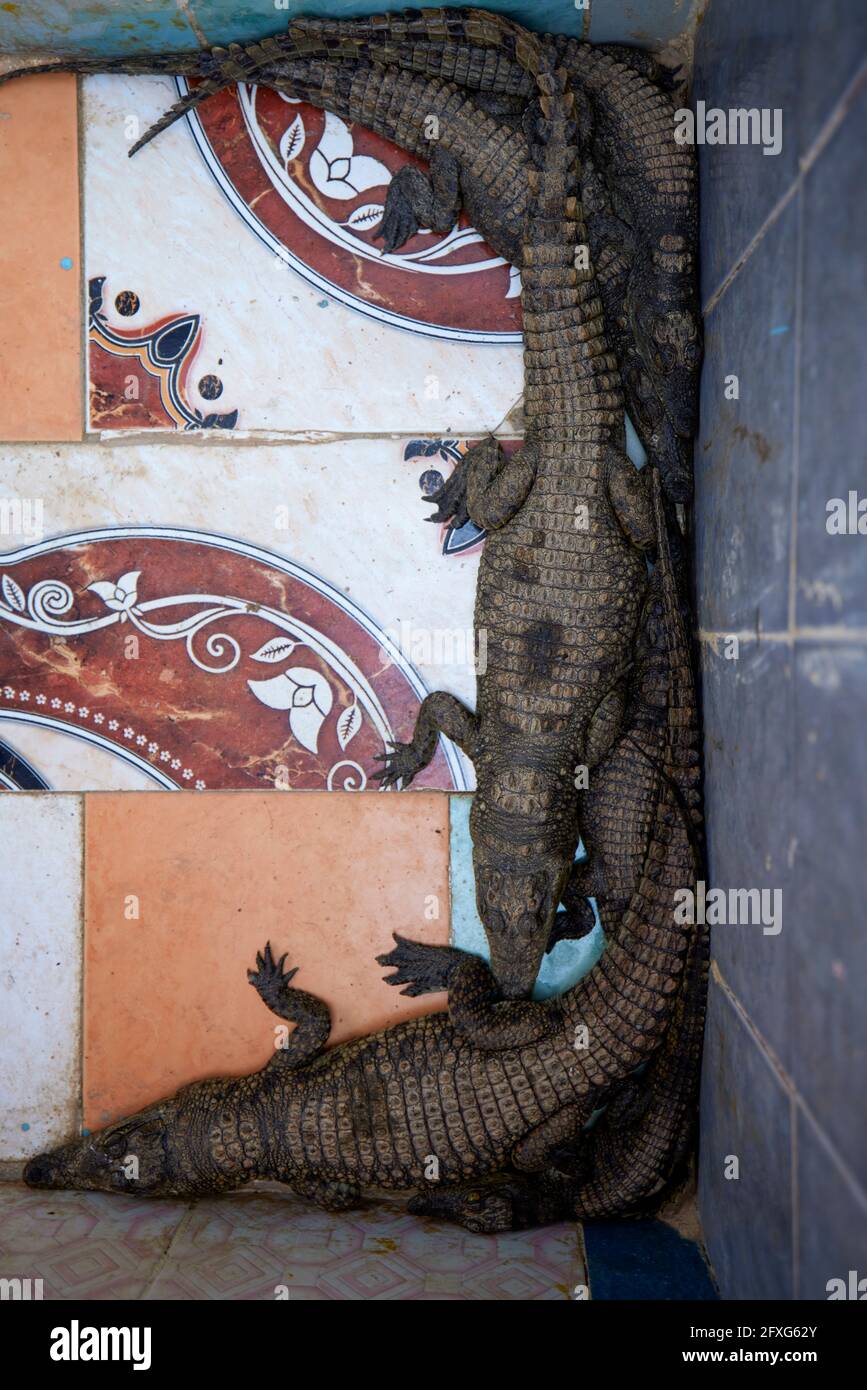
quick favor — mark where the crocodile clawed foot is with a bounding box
[545,900,597,953]
[379,182,419,254]
[424,459,469,528]
[372,740,422,790]
[376,934,457,996]
[247,941,299,1010]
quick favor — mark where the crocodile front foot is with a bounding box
[376,934,464,997]
[372,739,427,790]
[292,1176,362,1212]
[247,942,300,1011]
[424,457,469,528]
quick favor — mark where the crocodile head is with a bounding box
[472,855,574,999]
[23,1078,266,1197]
[630,292,701,441]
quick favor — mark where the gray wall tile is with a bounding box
[698,977,793,1300]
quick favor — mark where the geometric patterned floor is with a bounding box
[0,1184,716,1300]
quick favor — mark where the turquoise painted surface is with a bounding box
[449,794,605,1002]
[0,1,692,56]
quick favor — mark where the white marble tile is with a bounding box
[0,795,82,1159]
[83,76,522,437]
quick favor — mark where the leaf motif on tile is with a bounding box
[250,637,298,663]
[279,114,305,166]
[337,702,362,750]
[1,574,25,613]
[341,203,385,232]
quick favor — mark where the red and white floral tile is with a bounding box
[0,437,483,792]
[83,75,523,436]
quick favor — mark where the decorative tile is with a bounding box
[583,1219,717,1300]
[0,795,82,1160]
[695,199,796,635]
[83,792,450,1126]
[449,794,605,1001]
[83,74,523,435]
[145,1189,584,1301]
[796,82,867,633]
[698,976,793,1301]
[0,1183,189,1301]
[0,437,482,791]
[0,73,81,442]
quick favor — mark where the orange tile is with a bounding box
[83,793,449,1127]
[0,74,82,441]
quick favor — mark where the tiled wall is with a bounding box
[694,0,867,1301]
[1,1,704,1167]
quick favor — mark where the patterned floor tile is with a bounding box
[145,1190,584,1301]
[0,1184,189,1300]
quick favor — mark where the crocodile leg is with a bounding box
[606,452,656,551]
[408,1165,589,1233]
[465,435,537,530]
[247,942,331,1068]
[511,1102,592,1172]
[378,936,559,1047]
[289,1175,363,1211]
[373,691,477,790]
[546,860,602,951]
[380,145,462,252]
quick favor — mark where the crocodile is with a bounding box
[367,27,658,999]
[396,469,707,1229]
[1,9,700,499]
[286,7,701,499]
[23,479,701,1222]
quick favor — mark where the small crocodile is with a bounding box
[401,470,707,1229]
[286,8,701,498]
[371,30,656,999]
[1,9,700,498]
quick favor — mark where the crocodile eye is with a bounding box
[466,1191,481,1204]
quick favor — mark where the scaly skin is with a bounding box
[377,29,655,999]
[411,473,708,1229]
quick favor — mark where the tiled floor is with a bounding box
[0,1183,716,1300]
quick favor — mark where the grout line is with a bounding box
[711,963,867,1216]
[791,1097,800,1300]
[702,182,798,319]
[176,0,209,50]
[699,627,867,645]
[78,794,86,1139]
[788,184,804,635]
[75,76,87,444]
[138,1202,197,1299]
[702,55,867,319]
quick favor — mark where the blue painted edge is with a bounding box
[583,1219,718,1301]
